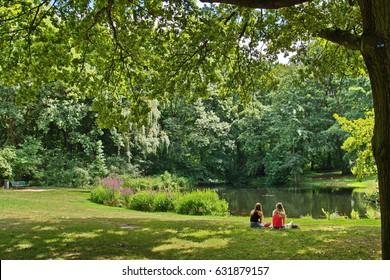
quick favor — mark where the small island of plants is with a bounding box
[90,172,229,216]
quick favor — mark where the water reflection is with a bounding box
[214,186,371,218]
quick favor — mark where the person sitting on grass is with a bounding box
[250,202,271,228]
[272,202,296,229]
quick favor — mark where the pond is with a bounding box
[213,186,374,218]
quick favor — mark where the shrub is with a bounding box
[120,187,135,208]
[366,207,381,220]
[122,172,190,192]
[122,177,160,191]
[350,209,360,220]
[90,184,121,207]
[174,189,228,216]
[72,167,92,188]
[153,192,175,212]
[364,184,379,205]
[90,185,107,204]
[90,176,228,217]
[158,171,190,191]
[0,147,15,178]
[129,191,154,212]
[102,188,121,207]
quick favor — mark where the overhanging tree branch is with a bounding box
[85,0,114,40]
[200,0,312,9]
[317,28,361,51]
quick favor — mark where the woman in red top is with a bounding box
[272,202,288,229]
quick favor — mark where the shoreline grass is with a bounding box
[301,171,378,189]
[0,188,381,260]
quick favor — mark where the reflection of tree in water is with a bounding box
[215,186,371,218]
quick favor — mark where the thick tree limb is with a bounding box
[200,0,311,9]
[317,28,361,51]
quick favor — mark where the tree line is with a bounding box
[0,64,373,187]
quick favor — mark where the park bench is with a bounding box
[9,181,29,188]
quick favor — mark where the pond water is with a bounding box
[213,186,373,218]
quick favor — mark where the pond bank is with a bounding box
[300,171,377,189]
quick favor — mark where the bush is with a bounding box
[90,185,107,204]
[90,184,121,207]
[174,189,228,216]
[122,176,160,191]
[158,171,190,191]
[122,172,190,192]
[0,147,15,178]
[350,209,360,220]
[364,184,379,205]
[120,187,135,208]
[72,167,92,188]
[129,191,154,212]
[90,176,229,216]
[153,192,175,212]
[366,207,381,220]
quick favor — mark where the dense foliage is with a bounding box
[2,0,389,259]
[0,65,372,187]
[0,1,375,187]
[334,110,376,180]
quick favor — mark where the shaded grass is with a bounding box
[0,188,381,260]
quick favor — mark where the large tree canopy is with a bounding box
[204,0,390,259]
[1,0,389,259]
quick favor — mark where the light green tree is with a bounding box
[0,147,16,179]
[334,110,376,180]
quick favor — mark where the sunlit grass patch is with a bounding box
[0,188,382,260]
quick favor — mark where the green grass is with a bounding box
[301,171,378,189]
[0,188,381,260]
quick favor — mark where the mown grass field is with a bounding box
[0,188,381,260]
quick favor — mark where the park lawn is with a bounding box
[0,188,381,260]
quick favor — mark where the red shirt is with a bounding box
[272,214,284,228]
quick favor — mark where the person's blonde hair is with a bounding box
[254,202,262,212]
[276,202,284,212]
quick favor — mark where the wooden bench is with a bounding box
[10,181,29,188]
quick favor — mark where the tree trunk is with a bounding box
[365,56,390,259]
[359,0,390,260]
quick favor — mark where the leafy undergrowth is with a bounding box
[0,189,381,260]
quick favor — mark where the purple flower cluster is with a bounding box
[100,177,123,190]
[121,187,135,196]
